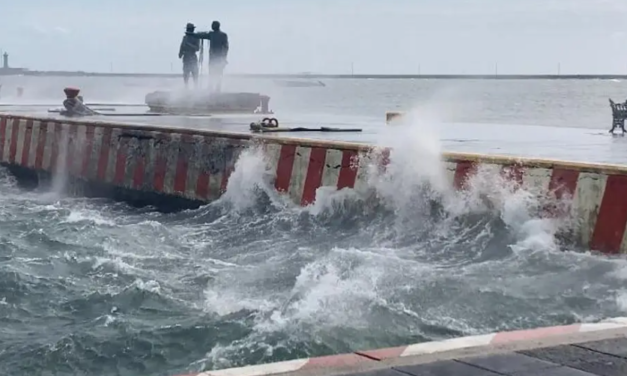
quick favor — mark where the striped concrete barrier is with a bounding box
[171,318,627,376]
[1,114,627,254]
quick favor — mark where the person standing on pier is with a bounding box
[186,21,229,93]
[179,23,201,88]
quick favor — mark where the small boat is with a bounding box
[274,79,326,88]
[144,90,273,115]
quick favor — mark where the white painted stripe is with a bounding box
[600,317,627,325]
[123,136,139,189]
[41,122,55,172]
[353,150,375,192]
[185,135,204,199]
[321,149,343,188]
[2,119,13,163]
[572,172,607,246]
[205,139,225,199]
[27,120,41,168]
[199,359,310,376]
[163,133,179,194]
[287,146,311,204]
[579,322,627,332]
[73,125,87,176]
[105,128,122,184]
[85,126,100,180]
[400,334,496,357]
[14,119,27,166]
[263,142,282,178]
[442,161,458,188]
[55,123,70,175]
[522,167,552,194]
[143,131,160,190]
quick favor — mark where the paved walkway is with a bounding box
[185,319,627,376]
[352,337,627,376]
[2,109,627,165]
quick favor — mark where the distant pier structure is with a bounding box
[0,52,28,75]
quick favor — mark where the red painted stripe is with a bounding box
[80,126,95,178]
[275,144,296,192]
[132,153,146,189]
[34,121,48,170]
[0,116,6,160]
[196,172,210,199]
[453,161,477,189]
[337,150,358,189]
[66,124,78,173]
[173,135,193,194]
[20,120,33,167]
[301,147,327,206]
[548,168,579,200]
[113,136,128,185]
[590,174,627,254]
[543,168,580,218]
[195,137,211,199]
[49,122,63,172]
[356,347,407,361]
[501,164,524,187]
[8,118,20,164]
[96,127,112,181]
[153,134,168,192]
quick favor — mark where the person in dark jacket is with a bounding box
[179,23,201,88]
[186,21,229,92]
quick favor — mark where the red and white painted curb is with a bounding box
[173,317,627,376]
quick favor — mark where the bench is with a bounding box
[609,98,627,133]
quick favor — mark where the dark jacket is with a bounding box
[188,30,228,60]
[179,34,201,60]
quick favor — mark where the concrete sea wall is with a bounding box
[1,113,627,255]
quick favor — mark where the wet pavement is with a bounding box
[352,337,627,376]
[2,108,627,165]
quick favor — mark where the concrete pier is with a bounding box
[1,113,627,253]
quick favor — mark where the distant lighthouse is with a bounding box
[2,52,8,69]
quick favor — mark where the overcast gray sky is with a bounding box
[2,0,626,74]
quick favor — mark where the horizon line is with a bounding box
[2,69,627,80]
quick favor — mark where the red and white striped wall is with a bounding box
[2,114,627,254]
[0,115,244,202]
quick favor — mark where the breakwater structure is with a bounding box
[1,112,627,254]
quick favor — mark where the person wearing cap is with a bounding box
[179,22,201,88]
[62,87,97,117]
[186,21,229,93]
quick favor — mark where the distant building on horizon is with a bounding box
[0,52,28,75]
